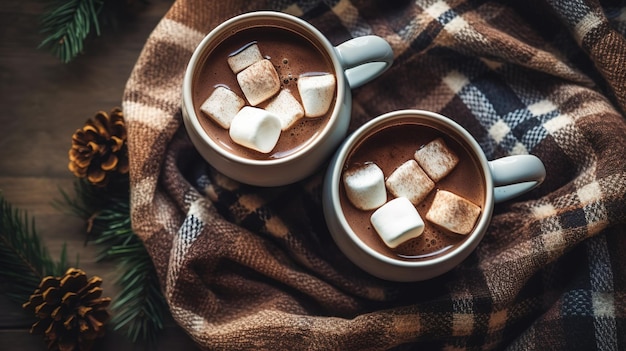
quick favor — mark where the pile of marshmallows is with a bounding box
[343,138,482,249]
[200,42,336,153]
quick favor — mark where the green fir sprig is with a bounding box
[57,177,168,345]
[38,0,104,63]
[38,0,151,63]
[0,195,69,304]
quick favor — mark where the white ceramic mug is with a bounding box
[182,11,394,187]
[322,110,546,282]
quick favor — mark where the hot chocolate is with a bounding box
[339,121,486,261]
[192,24,336,160]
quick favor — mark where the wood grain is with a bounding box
[0,1,200,349]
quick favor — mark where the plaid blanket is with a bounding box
[122,0,626,349]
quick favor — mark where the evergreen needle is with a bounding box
[57,178,168,345]
[0,195,69,304]
[38,0,104,63]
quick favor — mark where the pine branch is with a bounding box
[109,247,167,345]
[0,195,69,304]
[38,0,104,63]
[57,178,168,345]
[38,0,153,63]
[89,202,168,345]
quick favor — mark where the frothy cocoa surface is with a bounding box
[193,25,335,160]
[339,122,486,261]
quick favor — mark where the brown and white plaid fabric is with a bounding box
[122,0,626,349]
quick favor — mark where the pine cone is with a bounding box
[68,108,129,187]
[23,268,112,351]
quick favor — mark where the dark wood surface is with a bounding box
[0,1,200,349]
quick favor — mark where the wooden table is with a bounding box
[0,1,199,349]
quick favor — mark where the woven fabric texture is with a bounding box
[122,0,626,349]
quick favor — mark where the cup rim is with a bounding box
[328,109,495,268]
[182,11,346,166]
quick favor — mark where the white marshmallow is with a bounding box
[414,137,459,181]
[199,86,245,129]
[264,89,304,130]
[343,163,387,210]
[425,190,481,235]
[227,42,263,74]
[370,197,425,248]
[237,59,281,106]
[297,73,336,117]
[229,106,282,153]
[385,159,435,205]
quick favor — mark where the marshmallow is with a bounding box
[237,59,281,106]
[229,106,282,153]
[264,89,305,130]
[414,137,459,182]
[425,190,481,235]
[370,197,425,248]
[227,42,263,74]
[199,86,245,129]
[385,159,435,205]
[343,163,387,210]
[297,73,336,117]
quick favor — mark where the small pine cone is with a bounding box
[68,108,129,187]
[23,268,111,351]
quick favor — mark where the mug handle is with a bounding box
[334,35,394,89]
[488,155,546,203]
